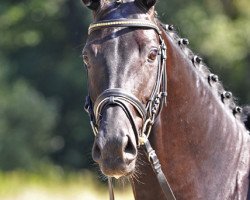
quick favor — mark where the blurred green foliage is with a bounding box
[0,0,93,170]
[0,0,249,171]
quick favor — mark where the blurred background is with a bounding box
[0,0,249,199]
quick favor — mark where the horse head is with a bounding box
[82,0,163,178]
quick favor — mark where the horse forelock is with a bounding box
[94,0,156,21]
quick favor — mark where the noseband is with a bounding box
[84,19,176,200]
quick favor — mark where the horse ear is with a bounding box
[82,0,101,11]
[136,0,157,10]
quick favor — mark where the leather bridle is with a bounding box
[84,19,176,200]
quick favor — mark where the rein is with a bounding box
[85,19,176,200]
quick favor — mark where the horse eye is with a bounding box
[83,54,89,66]
[148,49,158,62]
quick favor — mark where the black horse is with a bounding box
[82,0,250,199]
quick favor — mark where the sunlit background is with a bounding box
[0,0,249,199]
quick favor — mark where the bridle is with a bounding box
[84,19,176,200]
[85,18,176,200]
[85,19,167,145]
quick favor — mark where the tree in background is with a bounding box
[0,0,249,171]
[0,0,93,170]
[0,69,57,170]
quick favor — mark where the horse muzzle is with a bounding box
[92,106,138,178]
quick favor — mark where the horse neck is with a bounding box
[132,30,250,200]
[150,31,250,199]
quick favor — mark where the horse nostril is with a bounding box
[92,141,102,162]
[124,136,137,163]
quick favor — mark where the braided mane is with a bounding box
[157,19,249,132]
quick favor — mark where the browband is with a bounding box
[88,19,162,35]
